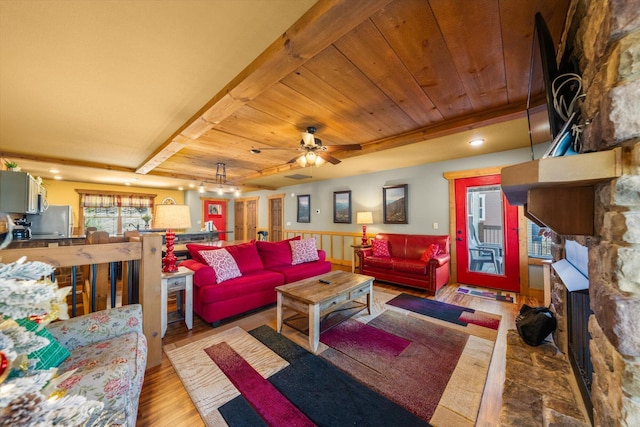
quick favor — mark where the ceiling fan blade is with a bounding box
[318,152,341,164]
[250,147,291,154]
[324,144,362,152]
[287,155,301,164]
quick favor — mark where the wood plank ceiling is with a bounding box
[2,0,571,190]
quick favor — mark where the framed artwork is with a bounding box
[383,184,408,224]
[333,190,352,223]
[297,194,311,223]
[207,203,222,216]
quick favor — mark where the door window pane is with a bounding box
[467,185,504,275]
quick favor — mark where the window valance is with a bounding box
[76,189,156,208]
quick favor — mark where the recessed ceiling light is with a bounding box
[178,186,184,191]
[468,138,485,146]
[54,175,62,180]
[49,169,59,173]
[124,182,131,186]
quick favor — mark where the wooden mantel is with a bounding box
[501,148,622,235]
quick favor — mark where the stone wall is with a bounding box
[550,0,640,425]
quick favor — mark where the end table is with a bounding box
[350,244,371,273]
[161,266,194,337]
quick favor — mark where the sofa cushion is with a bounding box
[420,244,440,262]
[195,270,285,304]
[200,249,242,283]
[225,241,264,274]
[290,238,319,265]
[365,256,393,269]
[372,240,391,257]
[16,318,70,370]
[186,243,222,264]
[256,236,301,268]
[394,259,428,275]
[268,258,332,282]
[56,332,142,421]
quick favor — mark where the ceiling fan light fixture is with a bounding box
[314,156,325,167]
[296,155,307,167]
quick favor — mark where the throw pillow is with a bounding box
[420,244,440,262]
[290,238,320,265]
[256,236,301,268]
[372,239,391,257]
[186,243,221,264]
[200,249,242,283]
[224,242,264,274]
[16,318,71,370]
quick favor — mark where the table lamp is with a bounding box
[356,211,373,246]
[154,204,192,273]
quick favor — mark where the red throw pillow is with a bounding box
[420,244,440,262]
[372,240,391,257]
[186,243,222,264]
[256,236,301,267]
[224,242,264,274]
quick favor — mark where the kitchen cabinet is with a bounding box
[501,148,622,235]
[0,171,45,214]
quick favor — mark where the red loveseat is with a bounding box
[181,238,331,326]
[357,233,450,295]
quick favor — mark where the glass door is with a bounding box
[455,175,519,291]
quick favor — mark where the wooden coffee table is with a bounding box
[276,270,374,353]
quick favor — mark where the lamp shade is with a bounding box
[153,204,192,230]
[356,211,373,225]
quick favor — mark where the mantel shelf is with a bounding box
[501,148,622,235]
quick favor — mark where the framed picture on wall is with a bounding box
[333,190,351,223]
[207,203,222,216]
[297,194,311,223]
[383,184,408,224]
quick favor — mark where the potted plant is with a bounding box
[3,160,20,171]
[142,214,152,229]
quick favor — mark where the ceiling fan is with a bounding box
[250,126,361,167]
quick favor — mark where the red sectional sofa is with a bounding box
[181,237,331,326]
[357,233,451,295]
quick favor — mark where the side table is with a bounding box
[161,266,194,337]
[350,244,371,273]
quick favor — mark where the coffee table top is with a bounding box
[275,270,374,304]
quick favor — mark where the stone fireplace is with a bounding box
[549,1,640,425]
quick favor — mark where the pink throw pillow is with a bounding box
[420,244,440,262]
[372,240,391,257]
[200,249,242,283]
[290,238,320,265]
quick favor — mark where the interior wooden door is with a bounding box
[246,199,257,241]
[234,201,245,242]
[455,174,520,292]
[269,195,283,241]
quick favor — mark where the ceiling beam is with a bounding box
[135,0,394,175]
[0,151,136,174]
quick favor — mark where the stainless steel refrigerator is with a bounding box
[28,205,74,239]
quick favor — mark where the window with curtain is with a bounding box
[77,190,156,236]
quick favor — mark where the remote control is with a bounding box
[319,279,331,284]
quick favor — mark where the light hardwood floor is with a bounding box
[136,265,540,426]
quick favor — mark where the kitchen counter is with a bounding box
[7,237,87,249]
